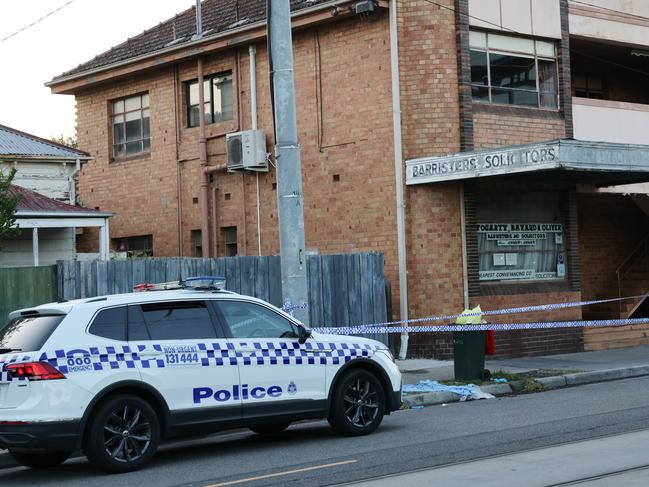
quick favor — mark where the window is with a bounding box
[191,229,202,257]
[127,306,150,341]
[139,301,218,340]
[223,227,237,257]
[112,93,150,158]
[574,75,604,99]
[89,307,126,341]
[217,301,298,339]
[470,31,558,109]
[476,192,566,283]
[113,235,153,257]
[0,315,63,352]
[186,72,234,128]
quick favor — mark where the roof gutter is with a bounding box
[46,0,364,92]
[0,155,93,161]
[15,211,113,218]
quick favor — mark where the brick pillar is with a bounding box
[455,0,474,152]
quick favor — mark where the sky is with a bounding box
[0,0,195,140]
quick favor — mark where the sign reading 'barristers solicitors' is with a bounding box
[406,143,561,185]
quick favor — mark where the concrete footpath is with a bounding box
[400,345,649,408]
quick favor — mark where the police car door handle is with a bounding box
[235,348,257,357]
[138,351,162,358]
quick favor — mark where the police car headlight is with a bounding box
[377,349,395,363]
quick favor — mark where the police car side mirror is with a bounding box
[298,325,312,344]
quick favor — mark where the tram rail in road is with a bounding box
[336,428,649,487]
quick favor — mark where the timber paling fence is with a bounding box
[0,266,57,326]
[53,253,389,343]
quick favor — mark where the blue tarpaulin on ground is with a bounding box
[402,380,494,401]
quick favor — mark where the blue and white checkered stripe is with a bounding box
[218,341,381,366]
[317,294,649,331]
[316,317,649,335]
[1,341,384,378]
[36,346,148,374]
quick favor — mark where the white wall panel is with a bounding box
[501,0,533,35]
[470,0,561,39]
[0,228,75,267]
[532,0,562,38]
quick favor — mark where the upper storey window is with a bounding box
[470,31,558,109]
[186,72,234,128]
[112,93,150,158]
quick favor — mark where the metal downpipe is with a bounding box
[198,57,210,256]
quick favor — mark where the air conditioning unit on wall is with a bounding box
[226,129,268,172]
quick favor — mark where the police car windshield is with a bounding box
[0,315,64,353]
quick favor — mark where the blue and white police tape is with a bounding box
[282,301,308,316]
[313,316,649,335]
[322,293,649,331]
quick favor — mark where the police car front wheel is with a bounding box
[328,369,386,436]
[9,450,71,469]
[84,394,160,473]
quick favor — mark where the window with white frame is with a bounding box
[186,72,234,128]
[112,93,150,158]
[470,31,558,109]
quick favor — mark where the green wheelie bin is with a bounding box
[453,330,486,380]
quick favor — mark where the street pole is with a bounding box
[267,0,309,324]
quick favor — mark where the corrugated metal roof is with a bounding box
[52,0,331,81]
[9,184,109,217]
[0,124,90,159]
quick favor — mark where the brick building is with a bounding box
[48,0,649,357]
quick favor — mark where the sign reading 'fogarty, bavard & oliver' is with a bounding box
[406,143,560,185]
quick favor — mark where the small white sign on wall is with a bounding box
[505,253,518,266]
[493,253,506,266]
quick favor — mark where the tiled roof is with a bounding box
[10,185,108,216]
[0,124,89,159]
[53,0,331,81]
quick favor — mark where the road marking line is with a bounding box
[203,459,358,487]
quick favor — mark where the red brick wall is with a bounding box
[578,193,649,300]
[473,108,566,149]
[406,291,583,359]
[397,0,465,338]
[474,292,583,358]
[398,0,462,160]
[73,3,623,359]
[578,192,649,351]
[75,14,401,313]
[76,66,182,256]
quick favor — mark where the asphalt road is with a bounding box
[2,376,649,486]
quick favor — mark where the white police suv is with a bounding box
[0,278,401,473]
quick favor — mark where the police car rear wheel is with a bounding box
[84,394,160,473]
[9,450,71,469]
[328,369,385,436]
[249,422,291,435]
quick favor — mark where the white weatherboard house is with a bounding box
[0,125,111,267]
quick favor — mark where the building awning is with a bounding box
[8,184,112,263]
[405,139,649,187]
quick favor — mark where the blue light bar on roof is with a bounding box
[184,276,226,290]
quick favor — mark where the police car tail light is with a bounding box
[6,362,65,381]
